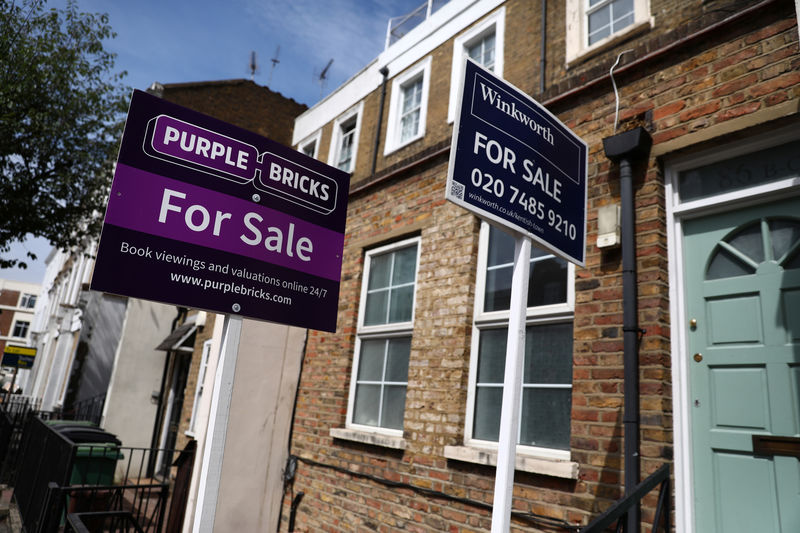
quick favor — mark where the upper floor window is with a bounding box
[566,0,651,64]
[20,293,37,309]
[347,237,421,434]
[12,320,30,338]
[384,57,432,154]
[587,0,634,45]
[298,130,321,160]
[448,8,505,123]
[466,223,574,456]
[328,102,363,173]
[468,32,495,70]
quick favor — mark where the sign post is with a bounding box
[91,90,350,531]
[446,60,587,531]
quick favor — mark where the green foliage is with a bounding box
[0,0,129,268]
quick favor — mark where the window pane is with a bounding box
[477,329,507,383]
[728,223,764,264]
[770,220,800,262]
[524,323,573,384]
[385,337,411,381]
[392,245,418,284]
[358,339,385,381]
[382,385,407,430]
[520,388,572,449]
[588,6,610,45]
[706,249,754,280]
[529,258,568,306]
[368,253,391,290]
[353,384,380,426]
[485,266,512,312]
[488,226,515,266]
[401,110,420,142]
[473,386,503,440]
[388,285,414,323]
[485,226,568,311]
[364,289,388,325]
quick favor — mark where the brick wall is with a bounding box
[285,1,799,530]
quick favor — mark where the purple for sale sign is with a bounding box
[91,90,350,332]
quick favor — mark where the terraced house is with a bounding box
[281,0,800,531]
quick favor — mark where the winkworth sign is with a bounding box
[446,60,587,266]
[91,90,350,331]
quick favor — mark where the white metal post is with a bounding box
[193,314,242,532]
[491,236,531,532]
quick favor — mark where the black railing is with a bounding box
[13,416,193,533]
[0,399,75,485]
[64,393,107,426]
[47,481,168,533]
[581,464,671,533]
[66,510,146,533]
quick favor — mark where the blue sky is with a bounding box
[2,0,424,284]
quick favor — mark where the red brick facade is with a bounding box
[284,1,799,531]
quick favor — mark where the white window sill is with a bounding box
[443,445,579,479]
[330,427,408,450]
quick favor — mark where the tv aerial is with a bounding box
[268,45,281,86]
[248,51,260,81]
[314,58,334,99]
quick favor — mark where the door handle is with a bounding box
[752,435,800,458]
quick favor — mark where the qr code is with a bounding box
[450,180,465,200]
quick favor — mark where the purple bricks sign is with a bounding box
[91,90,350,331]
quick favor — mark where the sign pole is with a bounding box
[491,235,530,532]
[193,314,242,532]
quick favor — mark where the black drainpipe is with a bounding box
[602,126,651,533]
[371,66,390,176]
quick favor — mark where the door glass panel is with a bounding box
[678,140,800,202]
[727,223,764,264]
[707,248,755,280]
[707,217,800,279]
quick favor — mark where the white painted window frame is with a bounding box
[448,7,505,124]
[346,236,421,437]
[384,57,432,155]
[298,130,321,159]
[327,101,364,173]
[565,0,652,65]
[186,339,213,437]
[664,124,800,533]
[463,222,575,461]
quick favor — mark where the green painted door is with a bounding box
[683,197,800,532]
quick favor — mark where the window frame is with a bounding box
[346,236,422,437]
[11,320,30,339]
[20,293,37,309]
[186,339,213,437]
[464,222,575,460]
[565,0,651,65]
[384,57,432,155]
[448,7,505,124]
[298,130,321,160]
[327,101,364,173]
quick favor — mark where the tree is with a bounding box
[0,0,129,269]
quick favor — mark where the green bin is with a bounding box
[70,443,124,485]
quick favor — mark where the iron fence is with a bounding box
[13,416,193,533]
[580,464,671,533]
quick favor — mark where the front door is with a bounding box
[683,197,800,532]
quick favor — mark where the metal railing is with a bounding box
[13,416,192,533]
[384,0,450,48]
[581,464,671,533]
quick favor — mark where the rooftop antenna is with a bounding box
[268,45,280,86]
[248,50,260,81]
[314,58,334,99]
